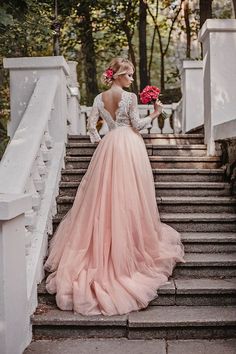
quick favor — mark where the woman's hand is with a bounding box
[154,99,163,115]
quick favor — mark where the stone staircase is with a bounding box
[25,133,236,352]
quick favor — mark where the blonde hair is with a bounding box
[101,57,134,86]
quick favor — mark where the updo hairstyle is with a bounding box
[101,57,134,86]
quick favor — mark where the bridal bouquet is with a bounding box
[139,85,168,119]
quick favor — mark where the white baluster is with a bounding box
[32,162,45,194]
[40,136,51,163]
[25,174,41,211]
[36,151,47,176]
[25,227,33,255]
[44,126,54,149]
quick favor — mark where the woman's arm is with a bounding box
[129,93,162,131]
[87,96,102,143]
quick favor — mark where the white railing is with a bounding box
[0,56,74,354]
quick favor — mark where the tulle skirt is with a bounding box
[44,126,185,316]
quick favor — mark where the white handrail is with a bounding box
[0,75,58,194]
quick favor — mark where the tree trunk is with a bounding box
[148,0,159,82]
[139,0,149,90]
[77,5,98,105]
[160,53,165,92]
[183,0,191,58]
[126,32,139,95]
[232,0,236,18]
[200,0,212,28]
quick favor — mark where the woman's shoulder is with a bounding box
[128,91,138,103]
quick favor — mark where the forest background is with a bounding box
[0,0,235,157]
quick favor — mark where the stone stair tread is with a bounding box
[182,252,236,265]
[181,232,236,242]
[24,338,168,354]
[149,156,220,161]
[160,196,236,203]
[152,145,207,149]
[38,277,236,296]
[59,182,229,189]
[53,213,236,222]
[57,195,236,205]
[65,156,221,161]
[68,133,205,139]
[33,308,128,325]
[128,305,236,327]
[152,168,224,173]
[32,305,236,327]
[174,278,236,294]
[181,232,236,241]
[38,279,175,295]
[160,213,236,221]
[23,338,236,354]
[66,143,207,149]
[61,168,224,174]
[156,182,227,188]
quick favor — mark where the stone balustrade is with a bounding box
[0,56,74,354]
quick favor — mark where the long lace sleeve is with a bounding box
[87,96,102,143]
[129,93,153,131]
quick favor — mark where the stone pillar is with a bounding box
[199,19,236,155]
[180,60,203,133]
[0,193,32,354]
[3,56,70,143]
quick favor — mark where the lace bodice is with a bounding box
[87,91,152,143]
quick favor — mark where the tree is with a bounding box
[139,0,149,90]
[98,0,139,94]
[200,0,212,28]
[147,0,184,91]
[76,2,99,104]
[232,0,236,18]
[183,0,191,58]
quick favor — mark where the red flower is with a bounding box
[105,68,114,79]
[139,85,161,104]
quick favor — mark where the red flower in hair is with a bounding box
[105,68,114,79]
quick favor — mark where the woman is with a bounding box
[44,57,185,316]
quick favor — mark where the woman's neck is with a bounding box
[110,82,123,91]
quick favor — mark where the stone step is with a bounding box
[173,252,236,278]
[31,305,236,340]
[52,213,236,233]
[159,197,236,213]
[181,232,236,253]
[23,338,236,354]
[68,133,205,145]
[152,168,225,182]
[61,168,225,183]
[56,195,236,215]
[58,182,231,199]
[66,143,208,157]
[160,213,236,232]
[38,277,236,308]
[64,156,221,169]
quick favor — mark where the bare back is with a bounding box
[101,90,124,121]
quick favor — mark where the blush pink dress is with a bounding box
[44,90,185,316]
